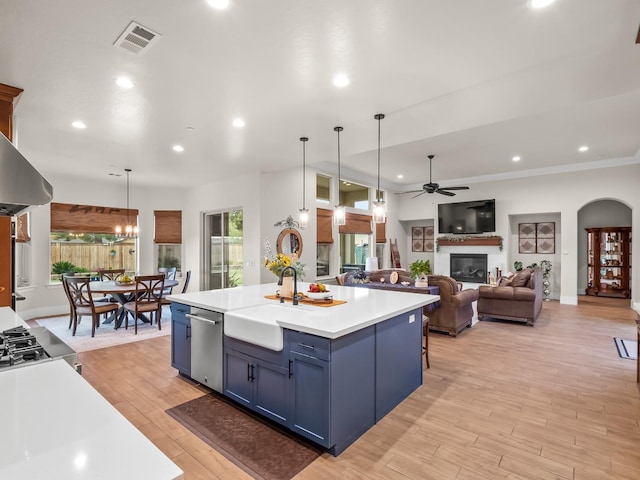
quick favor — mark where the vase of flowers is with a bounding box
[264,238,306,297]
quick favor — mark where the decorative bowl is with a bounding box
[305,290,331,300]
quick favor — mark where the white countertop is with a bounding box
[0,359,183,479]
[168,282,439,339]
[0,306,29,330]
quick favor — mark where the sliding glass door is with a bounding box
[203,209,243,290]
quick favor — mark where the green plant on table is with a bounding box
[409,259,431,280]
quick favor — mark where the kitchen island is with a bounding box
[168,283,439,455]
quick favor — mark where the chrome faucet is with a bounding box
[278,266,299,305]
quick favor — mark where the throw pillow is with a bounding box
[350,270,370,284]
[510,269,532,287]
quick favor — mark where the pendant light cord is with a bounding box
[125,168,131,227]
[300,137,308,209]
[334,126,343,197]
[374,114,385,203]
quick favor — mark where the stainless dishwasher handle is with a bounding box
[186,314,221,325]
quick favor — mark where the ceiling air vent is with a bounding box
[114,21,161,54]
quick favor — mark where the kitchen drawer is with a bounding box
[170,302,190,321]
[288,330,330,361]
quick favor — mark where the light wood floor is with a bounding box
[79,298,640,480]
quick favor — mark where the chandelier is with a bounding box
[115,168,138,237]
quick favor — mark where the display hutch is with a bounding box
[585,227,632,298]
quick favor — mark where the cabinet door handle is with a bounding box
[250,364,255,382]
[288,359,293,378]
[297,343,315,351]
[247,363,251,382]
[186,325,191,339]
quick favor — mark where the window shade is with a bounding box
[154,210,182,244]
[338,212,372,234]
[50,202,138,234]
[317,208,333,244]
[376,220,386,244]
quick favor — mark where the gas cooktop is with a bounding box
[0,326,79,373]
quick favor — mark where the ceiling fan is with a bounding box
[397,154,470,198]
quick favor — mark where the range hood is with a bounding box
[0,132,53,216]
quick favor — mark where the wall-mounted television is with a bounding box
[438,199,496,234]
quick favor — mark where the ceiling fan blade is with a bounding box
[395,190,424,195]
[437,189,456,196]
[411,191,427,199]
[440,186,469,191]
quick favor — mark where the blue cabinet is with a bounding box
[375,307,423,421]
[170,303,191,376]
[223,338,291,428]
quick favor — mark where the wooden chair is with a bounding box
[62,272,78,329]
[99,269,125,281]
[158,267,177,297]
[64,276,119,337]
[161,270,191,306]
[123,274,165,334]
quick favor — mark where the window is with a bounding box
[154,210,182,273]
[316,174,331,204]
[50,202,138,283]
[340,181,369,209]
[338,212,373,273]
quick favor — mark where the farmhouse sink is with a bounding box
[224,303,312,351]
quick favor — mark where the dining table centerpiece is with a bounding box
[264,238,306,298]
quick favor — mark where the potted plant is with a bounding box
[409,259,431,287]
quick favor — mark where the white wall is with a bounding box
[396,163,639,309]
[14,162,640,319]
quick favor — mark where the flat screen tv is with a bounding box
[438,199,495,234]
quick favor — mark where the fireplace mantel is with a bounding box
[437,236,502,249]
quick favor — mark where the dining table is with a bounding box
[90,279,179,328]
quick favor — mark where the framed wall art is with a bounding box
[518,222,555,254]
[412,226,434,252]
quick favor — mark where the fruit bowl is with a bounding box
[305,290,332,300]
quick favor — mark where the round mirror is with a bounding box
[276,228,303,258]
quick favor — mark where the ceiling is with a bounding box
[1,0,639,191]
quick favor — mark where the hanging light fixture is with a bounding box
[373,114,386,224]
[115,168,138,237]
[298,137,309,228]
[333,126,346,226]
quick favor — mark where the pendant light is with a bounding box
[333,126,346,226]
[298,137,309,228]
[372,114,386,224]
[115,168,138,237]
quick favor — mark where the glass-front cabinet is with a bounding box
[585,226,631,298]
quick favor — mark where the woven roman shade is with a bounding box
[375,220,386,244]
[50,202,138,234]
[316,208,333,244]
[154,210,182,244]
[338,212,372,234]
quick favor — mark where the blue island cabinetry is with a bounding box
[222,307,423,456]
[170,302,191,376]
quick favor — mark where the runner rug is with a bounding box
[166,393,321,480]
[614,337,638,360]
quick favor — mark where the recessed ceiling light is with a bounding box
[115,77,134,89]
[397,174,404,179]
[173,145,184,152]
[578,145,589,152]
[512,155,521,162]
[332,74,350,88]
[529,0,555,9]
[232,118,245,128]
[207,0,230,10]
[72,121,86,129]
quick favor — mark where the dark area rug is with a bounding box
[614,337,638,360]
[166,393,321,480]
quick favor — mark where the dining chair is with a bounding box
[62,273,77,329]
[161,270,191,307]
[99,268,126,281]
[65,276,120,337]
[123,274,165,334]
[158,267,177,297]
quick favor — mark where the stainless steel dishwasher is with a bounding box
[186,308,223,393]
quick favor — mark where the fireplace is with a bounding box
[450,253,488,283]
